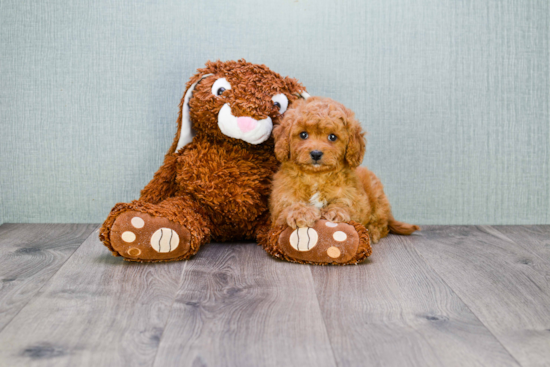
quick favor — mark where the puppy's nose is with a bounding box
[310,150,323,161]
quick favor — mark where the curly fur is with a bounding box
[100,60,306,260]
[269,96,419,243]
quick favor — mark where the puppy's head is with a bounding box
[274,97,366,172]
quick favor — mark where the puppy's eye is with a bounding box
[211,78,232,97]
[328,134,337,142]
[300,132,309,140]
[272,94,289,114]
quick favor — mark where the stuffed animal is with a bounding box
[100,60,306,261]
[99,59,372,264]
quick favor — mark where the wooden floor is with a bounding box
[0,224,548,366]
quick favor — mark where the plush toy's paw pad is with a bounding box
[278,220,368,265]
[110,211,192,261]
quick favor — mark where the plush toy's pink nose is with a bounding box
[237,117,257,133]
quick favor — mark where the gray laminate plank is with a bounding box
[490,226,550,266]
[152,242,337,367]
[409,226,550,367]
[0,223,97,332]
[0,228,187,367]
[311,234,519,367]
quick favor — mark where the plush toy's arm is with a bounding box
[139,153,178,204]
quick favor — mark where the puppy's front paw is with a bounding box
[322,207,351,223]
[286,206,321,229]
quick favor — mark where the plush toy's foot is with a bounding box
[262,220,372,265]
[110,211,193,262]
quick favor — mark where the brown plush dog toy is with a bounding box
[100,60,309,262]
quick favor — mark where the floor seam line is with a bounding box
[409,228,523,366]
[150,260,189,367]
[308,266,341,367]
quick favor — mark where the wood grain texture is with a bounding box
[152,242,337,367]
[410,226,550,367]
[1,225,549,367]
[0,228,187,367]
[491,226,550,266]
[0,223,97,332]
[311,234,519,367]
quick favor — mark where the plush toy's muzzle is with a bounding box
[217,103,273,145]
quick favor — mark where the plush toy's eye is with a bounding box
[328,134,337,142]
[300,132,309,140]
[212,78,232,96]
[272,94,289,114]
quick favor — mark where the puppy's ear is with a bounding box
[273,123,291,162]
[345,123,366,168]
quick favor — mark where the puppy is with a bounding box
[269,96,419,243]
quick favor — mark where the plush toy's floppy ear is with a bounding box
[294,90,311,100]
[166,73,213,155]
[273,122,291,162]
[345,124,366,168]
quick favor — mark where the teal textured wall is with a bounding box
[1,0,548,224]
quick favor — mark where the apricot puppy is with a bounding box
[269,96,419,243]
